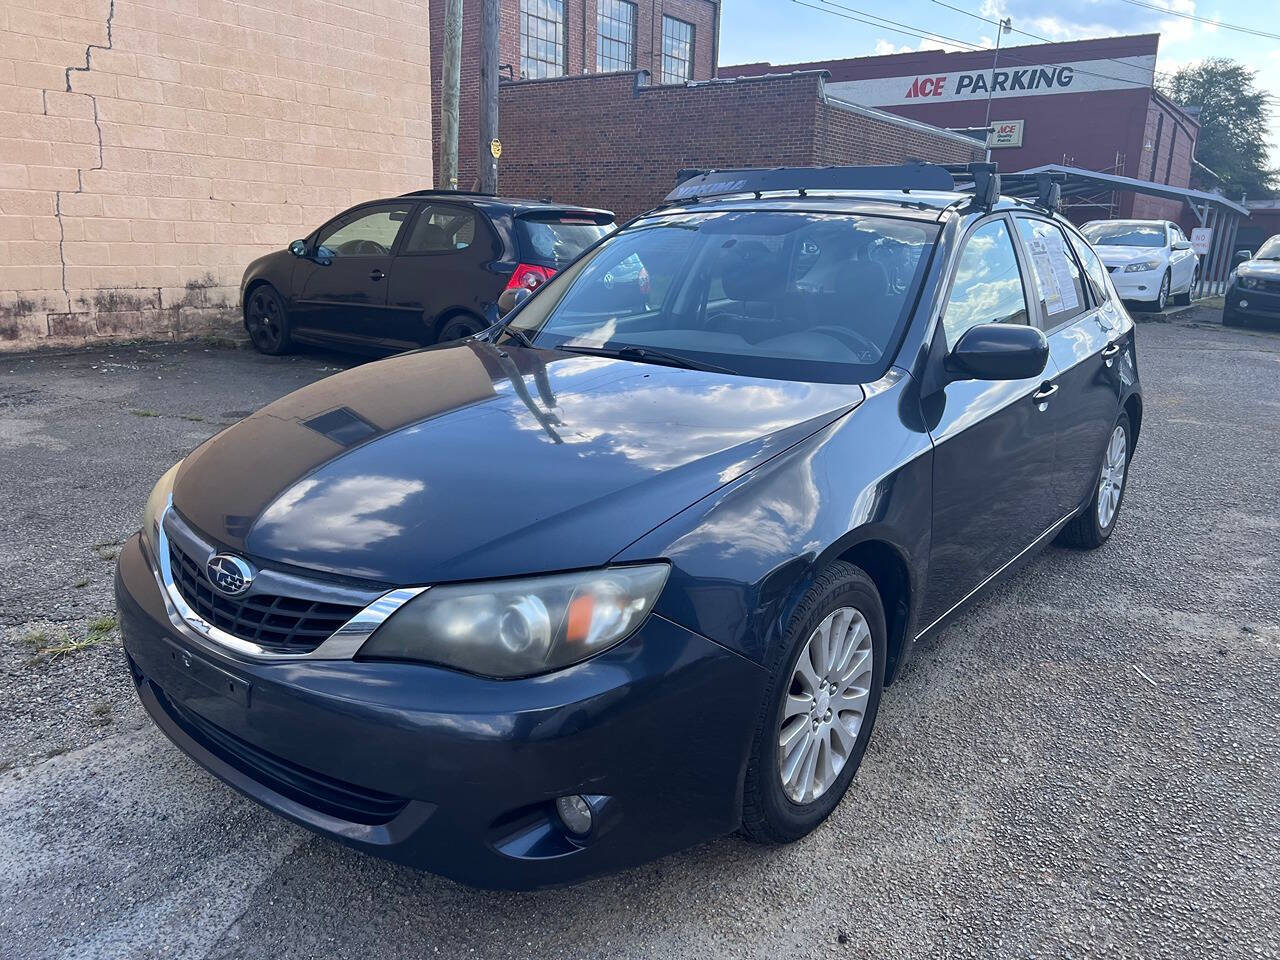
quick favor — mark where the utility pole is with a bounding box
[983,17,1012,162]
[440,0,463,189]
[477,0,499,194]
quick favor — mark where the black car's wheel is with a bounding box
[1058,411,1132,549]
[1223,307,1246,327]
[437,313,487,344]
[741,561,886,844]
[244,285,292,355]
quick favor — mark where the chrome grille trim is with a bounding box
[149,499,426,662]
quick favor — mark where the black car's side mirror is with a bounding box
[498,286,531,318]
[946,323,1049,382]
[1233,250,1252,268]
[289,239,307,257]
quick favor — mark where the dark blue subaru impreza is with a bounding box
[115,164,1142,889]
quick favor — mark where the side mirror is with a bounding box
[498,286,531,318]
[1233,250,1252,268]
[946,323,1049,382]
[1172,239,1193,251]
[289,239,307,257]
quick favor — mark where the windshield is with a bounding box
[517,217,613,266]
[507,210,938,383]
[1255,236,1280,260]
[1082,223,1167,248]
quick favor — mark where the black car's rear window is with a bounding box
[517,215,614,266]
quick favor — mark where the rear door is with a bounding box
[921,215,1063,627]
[1013,215,1123,517]
[294,202,413,345]
[389,201,502,345]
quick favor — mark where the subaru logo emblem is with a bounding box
[206,554,254,597]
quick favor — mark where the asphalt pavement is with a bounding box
[1,307,1278,959]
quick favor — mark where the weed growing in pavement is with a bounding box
[24,617,117,665]
[131,409,160,417]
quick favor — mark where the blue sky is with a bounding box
[720,0,1280,167]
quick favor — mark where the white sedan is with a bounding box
[1081,219,1199,311]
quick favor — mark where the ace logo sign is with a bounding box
[989,120,1024,148]
[904,75,948,98]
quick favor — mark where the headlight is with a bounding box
[1123,260,1162,273]
[358,564,670,677]
[141,461,181,557]
[1238,275,1259,290]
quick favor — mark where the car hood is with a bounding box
[1239,259,1280,279]
[172,342,863,585]
[1094,246,1166,266]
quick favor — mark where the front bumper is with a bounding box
[1227,282,1280,320]
[1107,267,1163,302]
[115,534,766,889]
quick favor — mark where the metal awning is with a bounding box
[1003,164,1249,298]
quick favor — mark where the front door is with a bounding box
[294,202,413,346]
[921,215,1063,628]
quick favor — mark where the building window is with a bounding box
[596,0,636,72]
[660,16,694,84]
[520,0,566,79]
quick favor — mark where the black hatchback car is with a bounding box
[117,163,1142,889]
[239,192,614,355]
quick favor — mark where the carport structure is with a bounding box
[1001,164,1250,299]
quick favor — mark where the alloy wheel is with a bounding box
[247,291,283,352]
[1156,273,1169,311]
[777,606,874,804]
[1096,424,1127,529]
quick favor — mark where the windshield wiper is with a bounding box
[500,324,536,348]
[560,344,738,375]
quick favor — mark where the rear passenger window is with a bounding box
[403,204,479,254]
[942,218,1029,345]
[1066,229,1110,305]
[1015,217,1087,325]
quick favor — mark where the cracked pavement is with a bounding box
[1,309,1278,959]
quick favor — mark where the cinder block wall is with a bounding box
[0,0,432,350]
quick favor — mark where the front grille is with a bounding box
[169,542,362,655]
[152,683,408,825]
[1253,278,1280,294]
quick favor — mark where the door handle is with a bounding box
[369,269,385,281]
[1031,383,1058,407]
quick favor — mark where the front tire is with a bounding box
[244,285,292,355]
[1173,268,1196,306]
[1148,271,1170,312]
[741,561,886,844]
[1058,412,1132,549]
[1223,307,1245,327]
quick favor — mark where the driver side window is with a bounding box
[317,204,411,258]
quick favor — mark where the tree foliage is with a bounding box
[1159,58,1277,200]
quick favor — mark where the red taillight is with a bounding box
[506,263,555,291]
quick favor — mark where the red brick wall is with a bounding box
[496,72,984,220]
[430,0,718,188]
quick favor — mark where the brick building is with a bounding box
[726,34,1202,226]
[429,0,719,188]
[496,70,985,221]
[0,0,432,350]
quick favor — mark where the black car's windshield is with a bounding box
[517,217,613,267]
[507,210,939,383]
[1255,236,1280,260]
[1082,223,1166,248]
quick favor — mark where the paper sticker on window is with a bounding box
[1026,234,1079,315]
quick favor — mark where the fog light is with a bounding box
[1239,299,1249,310]
[555,795,593,836]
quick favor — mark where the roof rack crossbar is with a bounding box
[666,163,958,203]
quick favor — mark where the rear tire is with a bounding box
[244,284,292,356]
[1058,412,1132,550]
[741,561,886,844]
[437,313,487,344]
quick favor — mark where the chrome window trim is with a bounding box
[149,500,425,662]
